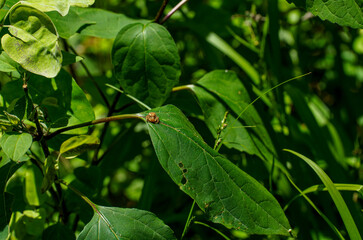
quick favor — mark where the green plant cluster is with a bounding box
[0,0,362,239]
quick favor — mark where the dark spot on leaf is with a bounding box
[181,176,187,185]
[178,162,184,168]
[182,168,188,173]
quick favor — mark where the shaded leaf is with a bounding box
[0,52,19,73]
[28,69,95,134]
[60,135,100,159]
[47,7,140,39]
[41,152,58,193]
[192,70,276,161]
[22,0,95,16]
[145,105,291,235]
[112,22,181,107]
[1,5,62,78]
[0,132,32,161]
[43,223,75,240]
[288,0,363,28]
[78,206,176,240]
[62,51,83,66]
[0,160,23,230]
[25,164,46,206]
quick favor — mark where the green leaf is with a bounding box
[78,206,177,240]
[0,160,23,230]
[25,164,46,206]
[0,132,32,161]
[192,70,276,161]
[22,0,95,16]
[43,223,75,240]
[0,52,19,73]
[112,22,181,107]
[60,135,100,159]
[145,105,291,235]
[0,0,5,9]
[28,69,95,134]
[285,149,362,240]
[1,5,62,78]
[288,0,363,28]
[62,51,83,66]
[47,7,140,39]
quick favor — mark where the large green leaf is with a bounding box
[1,5,62,78]
[192,70,276,161]
[288,0,363,28]
[78,206,177,240]
[112,22,181,107]
[0,52,19,73]
[0,161,23,230]
[47,7,140,39]
[22,0,95,16]
[145,105,291,235]
[43,223,75,240]
[0,132,32,162]
[28,70,95,134]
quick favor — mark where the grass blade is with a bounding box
[284,149,362,240]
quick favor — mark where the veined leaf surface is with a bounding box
[145,105,291,235]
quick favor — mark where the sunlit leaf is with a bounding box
[145,105,291,235]
[1,5,62,78]
[22,0,95,16]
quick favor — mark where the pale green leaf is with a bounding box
[112,22,181,107]
[0,52,18,73]
[78,206,177,240]
[0,132,32,161]
[25,164,45,206]
[1,5,62,78]
[146,105,291,235]
[21,0,95,16]
[60,135,100,159]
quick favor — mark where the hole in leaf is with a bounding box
[178,162,184,168]
[181,176,187,185]
[182,168,188,173]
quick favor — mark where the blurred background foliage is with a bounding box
[48,0,363,239]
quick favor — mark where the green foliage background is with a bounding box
[0,0,362,239]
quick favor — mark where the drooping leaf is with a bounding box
[192,70,276,161]
[0,161,23,230]
[288,0,363,28]
[28,69,95,134]
[78,206,177,240]
[2,5,62,78]
[48,7,141,39]
[145,105,291,235]
[112,22,181,107]
[0,132,32,162]
[60,135,100,159]
[22,0,95,16]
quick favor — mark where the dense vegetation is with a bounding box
[0,0,362,239]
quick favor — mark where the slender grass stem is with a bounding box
[161,0,189,24]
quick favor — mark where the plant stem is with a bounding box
[154,0,169,23]
[172,84,194,92]
[45,114,144,140]
[181,200,196,239]
[161,0,189,24]
[194,221,231,240]
[106,84,151,110]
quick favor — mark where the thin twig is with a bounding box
[67,43,111,108]
[161,0,189,24]
[154,0,169,23]
[45,114,144,140]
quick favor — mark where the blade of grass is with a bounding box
[285,184,363,211]
[284,149,362,240]
[194,221,231,240]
